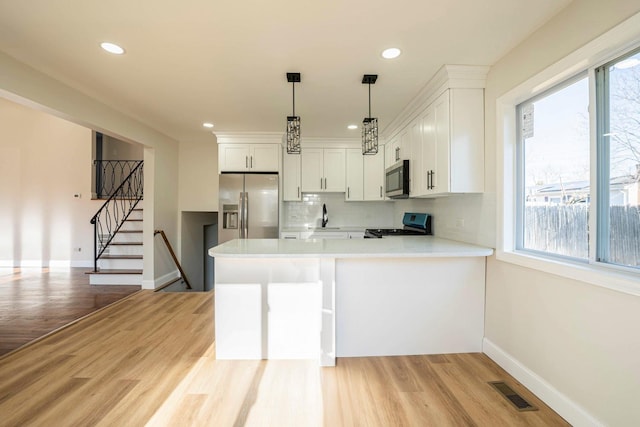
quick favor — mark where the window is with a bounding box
[517,75,590,260]
[515,47,640,271]
[596,49,640,269]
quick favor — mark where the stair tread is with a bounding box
[86,269,143,275]
[110,242,143,245]
[101,255,143,259]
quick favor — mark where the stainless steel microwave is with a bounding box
[385,160,410,199]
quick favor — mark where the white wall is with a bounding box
[178,135,219,212]
[479,1,640,426]
[0,50,180,285]
[0,97,98,267]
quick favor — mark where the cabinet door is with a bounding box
[280,231,300,239]
[421,105,436,195]
[301,148,323,192]
[409,118,423,196]
[219,144,249,172]
[323,148,346,192]
[250,144,279,172]
[363,150,385,200]
[449,88,484,193]
[283,153,302,201]
[385,137,401,166]
[432,91,451,194]
[345,149,364,201]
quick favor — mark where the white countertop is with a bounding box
[209,236,493,259]
[280,226,371,233]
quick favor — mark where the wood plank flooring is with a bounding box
[0,290,570,426]
[0,267,140,356]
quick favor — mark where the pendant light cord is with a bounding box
[368,83,372,119]
[292,82,296,116]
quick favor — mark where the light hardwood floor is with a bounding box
[0,290,569,426]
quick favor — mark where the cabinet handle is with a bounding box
[297,186,300,198]
[324,178,327,189]
[245,156,248,168]
[348,187,350,198]
[431,171,435,189]
[320,178,323,189]
[250,156,253,168]
[395,147,400,161]
[380,186,383,198]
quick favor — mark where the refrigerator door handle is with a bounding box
[238,191,244,239]
[244,192,249,238]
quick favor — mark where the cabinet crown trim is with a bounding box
[215,132,284,144]
[383,64,489,139]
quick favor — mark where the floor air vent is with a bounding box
[488,381,538,412]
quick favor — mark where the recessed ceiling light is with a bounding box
[381,48,401,59]
[348,124,358,130]
[100,42,125,55]
[203,122,214,128]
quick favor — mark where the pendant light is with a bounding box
[362,74,378,155]
[286,72,301,154]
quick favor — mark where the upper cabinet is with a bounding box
[218,143,279,172]
[283,152,302,201]
[301,148,346,192]
[345,149,364,201]
[363,150,385,201]
[384,65,488,198]
[413,88,484,196]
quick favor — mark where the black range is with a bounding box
[365,212,432,238]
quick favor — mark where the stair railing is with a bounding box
[154,230,192,289]
[95,160,144,199]
[90,161,144,272]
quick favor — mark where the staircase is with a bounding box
[88,205,143,285]
[87,160,144,286]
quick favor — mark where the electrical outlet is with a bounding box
[75,247,82,252]
[74,193,81,199]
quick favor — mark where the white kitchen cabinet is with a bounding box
[413,88,484,196]
[363,150,385,201]
[300,230,348,239]
[280,231,300,239]
[345,149,364,201]
[282,152,302,201]
[218,143,279,172]
[385,136,401,167]
[301,148,345,193]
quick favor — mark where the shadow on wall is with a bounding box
[181,211,218,292]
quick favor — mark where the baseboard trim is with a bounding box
[0,260,93,268]
[483,338,602,427]
[141,269,180,290]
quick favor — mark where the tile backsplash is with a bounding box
[282,193,396,229]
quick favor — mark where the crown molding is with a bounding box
[214,131,284,144]
[382,64,490,140]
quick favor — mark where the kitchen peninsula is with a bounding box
[209,237,493,366]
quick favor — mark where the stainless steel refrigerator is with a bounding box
[218,173,279,244]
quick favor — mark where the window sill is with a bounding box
[496,250,640,297]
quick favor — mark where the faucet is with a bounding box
[322,203,328,228]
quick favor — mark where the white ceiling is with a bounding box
[0,0,572,142]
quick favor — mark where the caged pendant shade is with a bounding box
[286,72,301,154]
[362,74,379,155]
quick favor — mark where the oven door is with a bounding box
[385,160,409,199]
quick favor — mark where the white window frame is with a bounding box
[497,11,640,297]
